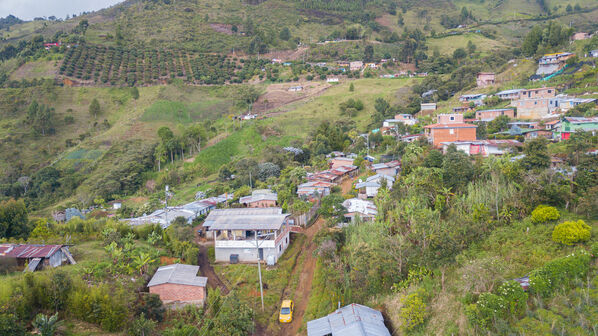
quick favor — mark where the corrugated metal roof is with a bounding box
[203,208,283,227]
[148,264,207,287]
[424,123,477,129]
[307,303,390,336]
[207,214,289,231]
[1,244,63,258]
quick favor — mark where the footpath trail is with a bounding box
[279,176,355,335]
[194,225,229,294]
[279,215,324,336]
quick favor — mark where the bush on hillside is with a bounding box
[552,220,591,245]
[530,205,560,224]
[529,250,591,297]
[400,290,427,331]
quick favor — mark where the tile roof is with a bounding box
[147,264,207,287]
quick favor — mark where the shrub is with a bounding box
[497,281,527,317]
[466,293,507,330]
[552,220,591,245]
[400,290,427,331]
[530,205,560,224]
[529,250,591,297]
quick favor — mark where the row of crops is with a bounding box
[59,44,271,86]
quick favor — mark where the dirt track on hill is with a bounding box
[278,177,355,335]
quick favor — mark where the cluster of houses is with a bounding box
[125,194,232,228]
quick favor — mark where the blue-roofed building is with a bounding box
[307,303,391,336]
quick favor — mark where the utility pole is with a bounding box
[249,171,253,190]
[254,232,265,311]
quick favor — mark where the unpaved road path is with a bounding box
[279,176,355,335]
[195,225,229,294]
[279,215,324,336]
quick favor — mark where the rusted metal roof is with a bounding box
[0,244,63,258]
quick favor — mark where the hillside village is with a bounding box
[1,0,598,335]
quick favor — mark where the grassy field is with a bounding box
[427,32,507,56]
[267,77,419,136]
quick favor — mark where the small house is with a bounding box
[440,140,522,157]
[326,77,339,83]
[554,116,598,140]
[495,89,523,100]
[537,53,574,75]
[288,86,303,92]
[148,264,207,306]
[239,189,278,208]
[355,174,395,198]
[475,108,516,121]
[512,98,551,119]
[0,244,76,272]
[206,208,291,264]
[296,181,333,199]
[571,32,590,41]
[342,198,378,223]
[476,72,495,87]
[329,157,355,169]
[382,114,418,127]
[519,87,556,99]
[459,94,487,106]
[349,61,363,71]
[590,50,598,58]
[424,115,477,148]
[370,160,401,177]
[420,103,437,113]
[307,303,391,336]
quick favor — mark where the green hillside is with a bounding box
[0,0,598,335]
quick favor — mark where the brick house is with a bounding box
[424,114,477,147]
[148,264,207,306]
[519,87,556,99]
[476,72,495,87]
[512,98,551,119]
[475,108,516,121]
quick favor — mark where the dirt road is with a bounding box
[279,216,324,336]
[279,176,355,335]
[195,224,230,295]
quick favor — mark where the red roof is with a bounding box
[424,123,477,129]
[0,244,63,258]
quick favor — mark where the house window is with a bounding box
[449,129,454,135]
[548,90,552,93]
[286,237,288,244]
[450,116,455,121]
[534,102,537,105]
[279,245,282,252]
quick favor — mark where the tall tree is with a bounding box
[522,137,550,170]
[0,199,29,239]
[89,98,100,119]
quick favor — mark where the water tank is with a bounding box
[266,255,276,266]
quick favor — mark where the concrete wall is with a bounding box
[215,230,291,264]
[437,114,464,124]
[149,284,206,305]
[513,99,550,119]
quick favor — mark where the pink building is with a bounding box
[437,114,464,124]
[519,87,556,99]
[477,72,496,87]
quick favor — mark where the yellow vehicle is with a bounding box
[279,300,294,323]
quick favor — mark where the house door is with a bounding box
[258,248,264,260]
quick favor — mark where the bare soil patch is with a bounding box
[253,81,332,115]
[210,23,235,35]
